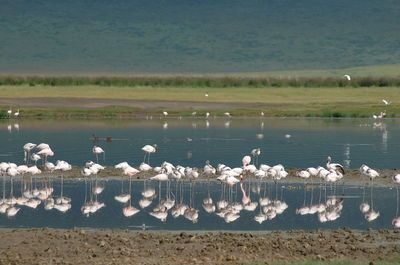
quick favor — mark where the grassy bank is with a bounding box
[0,83,399,118]
[0,76,400,88]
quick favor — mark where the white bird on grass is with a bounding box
[382,99,391,105]
[343,74,351,81]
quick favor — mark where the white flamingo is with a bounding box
[326,156,345,174]
[142,144,157,165]
[92,146,105,164]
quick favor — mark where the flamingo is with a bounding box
[92,146,105,164]
[240,178,250,205]
[251,148,261,166]
[23,143,37,165]
[203,160,216,176]
[37,148,54,164]
[139,162,152,171]
[36,143,50,150]
[242,155,251,167]
[393,184,400,228]
[150,173,168,181]
[31,153,41,165]
[392,174,400,184]
[296,170,311,179]
[142,144,157,165]
[326,156,345,174]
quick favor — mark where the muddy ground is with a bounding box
[0,228,398,265]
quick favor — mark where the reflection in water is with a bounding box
[343,144,351,168]
[0,178,398,230]
[373,121,389,153]
[256,133,264,139]
[392,187,400,228]
[363,186,380,222]
[382,130,388,152]
[295,183,343,223]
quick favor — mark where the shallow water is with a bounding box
[0,178,398,230]
[0,118,399,169]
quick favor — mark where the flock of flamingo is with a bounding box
[0,141,399,229]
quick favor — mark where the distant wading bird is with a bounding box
[343,74,351,81]
[14,109,20,118]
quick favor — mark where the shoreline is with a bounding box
[13,167,399,187]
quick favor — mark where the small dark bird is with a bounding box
[106,137,112,142]
[92,134,99,142]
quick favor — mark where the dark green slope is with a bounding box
[0,0,399,73]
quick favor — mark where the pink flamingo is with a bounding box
[240,177,250,205]
[242,156,251,167]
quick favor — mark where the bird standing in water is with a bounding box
[92,146,105,164]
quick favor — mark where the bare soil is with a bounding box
[0,228,398,265]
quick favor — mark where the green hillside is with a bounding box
[0,0,399,73]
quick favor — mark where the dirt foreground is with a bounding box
[0,228,398,265]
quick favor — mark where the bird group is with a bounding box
[6,107,20,118]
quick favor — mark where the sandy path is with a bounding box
[0,228,398,265]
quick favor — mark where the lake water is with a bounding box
[0,178,398,230]
[0,118,399,169]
